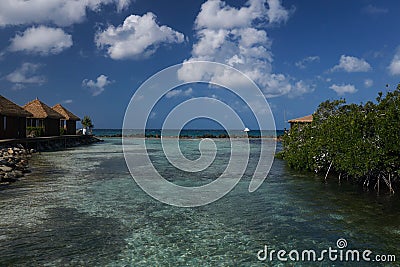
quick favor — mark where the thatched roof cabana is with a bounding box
[23,98,63,119]
[288,114,313,129]
[0,95,32,139]
[52,104,80,121]
[288,114,313,123]
[23,98,63,137]
[0,95,32,117]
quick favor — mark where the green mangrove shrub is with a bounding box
[279,85,400,193]
[27,126,44,137]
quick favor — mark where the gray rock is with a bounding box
[4,172,15,179]
[0,165,13,172]
[16,144,24,149]
[14,164,24,171]
[12,170,23,178]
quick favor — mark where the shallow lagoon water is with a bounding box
[0,138,399,266]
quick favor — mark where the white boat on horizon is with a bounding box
[244,127,250,132]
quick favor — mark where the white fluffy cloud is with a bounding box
[362,5,388,15]
[166,88,193,98]
[295,56,320,69]
[329,84,357,95]
[0,0,132,26]
[82,74,112,96]
[364,79,374,88]
[95,12,185,60]
[266,0,291,24]
[388,48,400,75]
[292,80,315,97]
[178,0,310,98]
[6,63,46,89]
[194,0,290,30]
[115,0,131,12]
[9,26,72,55]
[332,55,371,72]
[195,0,264,30]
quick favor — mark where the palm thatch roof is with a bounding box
[288,114,313,123]
[23,99,64,119]
[52,104,80,121]
[0,95,32,117]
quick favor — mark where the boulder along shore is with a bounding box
[0,145,33,185]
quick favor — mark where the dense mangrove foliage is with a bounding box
[278,85,400,194]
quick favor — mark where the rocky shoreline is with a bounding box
[31,135,103,151]
[0,145,34,185]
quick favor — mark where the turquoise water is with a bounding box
[0,138,399,266]
[92,129,284,137]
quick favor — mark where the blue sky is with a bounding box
[1,0,400,130]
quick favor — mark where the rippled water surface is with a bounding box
[1,138,399,266]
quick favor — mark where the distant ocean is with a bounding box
[92,129,285,137]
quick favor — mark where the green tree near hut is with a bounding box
[81,115,94,135]
[278,84,400,194]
